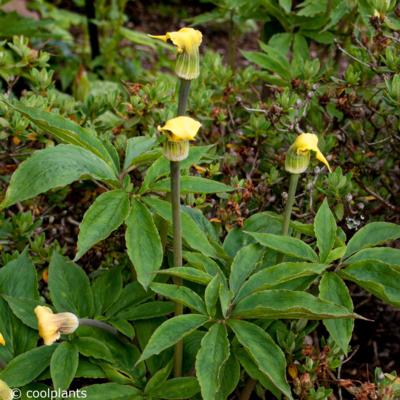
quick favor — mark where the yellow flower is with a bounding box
[0,334,5,346]
[158,116,201,142]
[0,380,12,400]
[34,306,79,346]
[149,27,202,55]
[149,27,202,80]
[285,133,331,174]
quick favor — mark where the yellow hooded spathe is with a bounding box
[34,306,79,346]
[158,116,201,142]
[150,27,202,54]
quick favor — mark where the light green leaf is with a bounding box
[137,314,209,363]
[279,0,292,13]
[50,342,79,390]
[235,262,328,302]
[150,283,206,314]
[229,243,264,295]
[3,100,116,170]
[196,323,230,400]
[124,136,157,170]
[314,199,337,262]
[247,232,318,261]
[228,320,292,399]
[75,190,130,260]
[344,222,400,258]
[150,176,233,194]
[319,273,353,353]
[157,267,212,285]
[340,261,400,307]
[126,199,163,290]
[1,144,118,209]
[205,275,221,318]
[48,252,94,317]
[232,290,356,319]
[344,247,400,267]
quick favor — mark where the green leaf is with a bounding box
[0,251,38,299]
[236,348,281,398]
[108,319,135,338]
[232,290,356,319]
[344,222,400,258]
[235,262,328,302]
[81,383,142,400]
[297,0,328,17]
[92,268,123,316]
[150,176,233,194]
[144,197,216,257]
[217,353,241,399]
[247,232,318,261]
[3,100,116,171]
[0,345,56,387]
[144,361,173,394]
[126,199,163,290]
[137,314,209,363]
[150,283,206,314]
[340,261,400,307]
[314,199,337,262]
[319,273,353,353]
[205,275,221,318]
[74,337,114,363]
[157,267,212,285]
[229,243,264,295]
[124,137,157,170]
[1,144,117,209]
[48,252,94,317]
[228,320,292,399]
[196,323,230,400]
[149,377,200,399]
[2,296,41,329]
[75,190,130,260]
[116,301,175,321]
[279,0,292,13]
[50,342,79,390]
[344,247,400,268]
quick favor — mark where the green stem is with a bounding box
[79,318,119,336]
[172,78,191,378]
[177,79,191,116]
[278,173,299,263]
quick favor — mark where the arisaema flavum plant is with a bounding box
[0,16,400,400]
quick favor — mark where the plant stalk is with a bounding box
[172,78,191,378]
[85,0,100,60]
[278,173,299,263]
[79,318,119,336]
[239,379,257,400]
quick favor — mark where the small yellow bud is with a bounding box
[0,334,5,346]
[285,133,331,174]
[34,306,79,345]
[149,27,202,80]
[0,380,12,400]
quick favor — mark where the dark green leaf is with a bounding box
[75,190,130,260]
[116,301,174,321]
[319,273,353,352]
[149,377,200,399]
[314,199,337,262]
[157,267,212,285]
[126,199,163,289]
[50,342,79,390]
[196,323,230,400]
[81,383,142,400]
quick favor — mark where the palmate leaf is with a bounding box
[0,144,118,209]
[232,289,357,319]
[195,323,230,400]
[228,320,292,399]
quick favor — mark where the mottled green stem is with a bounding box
[79,318,119,336]
[172,78,191,378]
[278,173,300,263]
